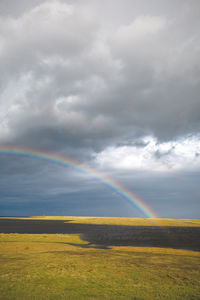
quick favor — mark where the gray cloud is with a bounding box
[0,0,199,153]
[0,0,200,217]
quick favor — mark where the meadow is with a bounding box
[0,217,200,299]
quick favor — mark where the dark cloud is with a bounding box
[0,0,43,17]
[1,1,200,149]
[154,147,175,159]
[0,0,200,217]
[0,165,199,218]
[117,138,149,148]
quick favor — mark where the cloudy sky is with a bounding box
[0,0,200,218]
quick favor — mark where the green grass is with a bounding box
[0,217,200,299]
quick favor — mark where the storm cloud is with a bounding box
[0,0,200,217]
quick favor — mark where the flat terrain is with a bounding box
[0,217,200,251]
[0,217,200,299]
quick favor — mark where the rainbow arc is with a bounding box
[0,145,158,218]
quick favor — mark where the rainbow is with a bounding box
[0,145,158,218]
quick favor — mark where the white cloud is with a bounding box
[95,136,200,172]
[115,15,167,40]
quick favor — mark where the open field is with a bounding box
[1,217,200,250]
[2,216,200,227]
[0,217,200,299]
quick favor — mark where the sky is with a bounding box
[0,0,200,218]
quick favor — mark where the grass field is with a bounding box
[4,215,200,227]
[0,217,200,299]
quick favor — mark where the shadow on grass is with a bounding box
[65,242,110,250]
[0,218,200,251]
